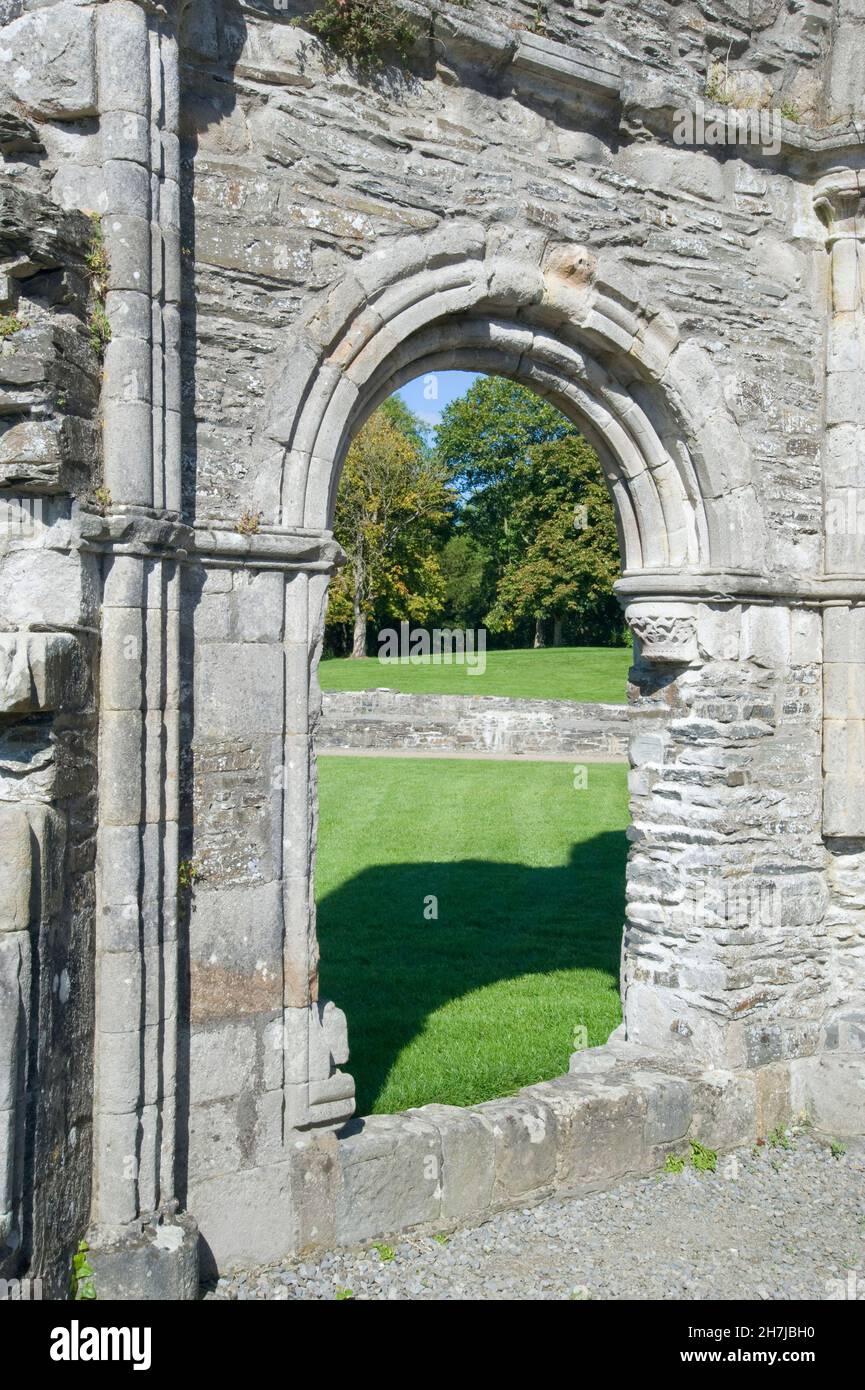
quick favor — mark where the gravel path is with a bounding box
[204,1133,865,1301]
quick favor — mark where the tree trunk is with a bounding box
[351,604,367,658]
[351,558,367,658]
[553,617,564,647]
[533,616,546,649]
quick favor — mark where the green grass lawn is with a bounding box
[318,644,631,703]
[316,756,628,1115]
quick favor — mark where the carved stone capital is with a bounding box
[625,601,699,666]
[814,169,865,245]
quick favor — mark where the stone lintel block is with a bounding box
[334,1113,442,1246]
[86,1214,199,1302]
[473,1095,558,1202]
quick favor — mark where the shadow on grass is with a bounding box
[317,831,627,1114]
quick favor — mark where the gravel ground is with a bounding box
[204,1133,865,1301]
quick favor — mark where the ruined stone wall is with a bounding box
[0,118,102,1293]
[181,2,828,574]
[316,688,629,756]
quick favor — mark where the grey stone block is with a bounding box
[409,1103,495,1222]
[334,1114,442,1244]
[87,1214,199,1301]
[474,1096,558,1202]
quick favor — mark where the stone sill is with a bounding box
[187,1038,865,1272]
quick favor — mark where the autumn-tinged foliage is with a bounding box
[328,398,453,657]
[327,376,625,654]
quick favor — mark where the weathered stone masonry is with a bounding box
[1,0,864,1296]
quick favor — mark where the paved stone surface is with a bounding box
[204,1134,865,1301]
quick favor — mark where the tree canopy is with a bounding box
[327,396,453,657]
[326,377,625,654]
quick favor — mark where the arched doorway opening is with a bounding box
[263,231,751,1123]
[315,368,631,1113]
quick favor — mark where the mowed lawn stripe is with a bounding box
[316,756,628,1114]
[318,644,631,703]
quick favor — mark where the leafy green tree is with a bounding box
[485,435,622,645]
[439,534,495,629]
[435,377,623,646]
[328,400,453,657]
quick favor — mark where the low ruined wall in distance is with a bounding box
[316,689,629,758]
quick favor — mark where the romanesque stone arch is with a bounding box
[265,225,760,577]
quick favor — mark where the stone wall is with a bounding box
[316,689,629,757]
[0,115,102,1297]
[0,0,864,1294]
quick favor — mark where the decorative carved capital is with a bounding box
[625,601,699,666]
[814,170,865,246]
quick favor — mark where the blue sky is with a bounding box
[395,370,481,434]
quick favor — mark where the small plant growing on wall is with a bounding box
[70,1241,97,1300]
[178,858,202,893]
[0,313,27,341]
[293,0,418,71]
[236,509,263,536]
[86,213,111,358]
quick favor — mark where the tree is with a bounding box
[439,533,495,629]
[434,377,623,646]
[328,399,453,657]
[484,434,622,645]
